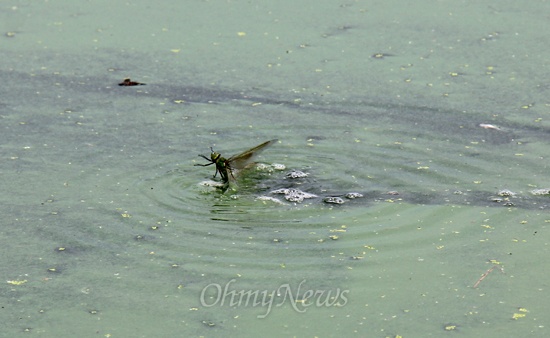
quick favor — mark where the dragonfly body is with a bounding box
[201,149,230,182]
[195,139,278,184]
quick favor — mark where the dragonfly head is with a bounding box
[210,147,221,161]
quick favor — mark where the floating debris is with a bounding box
[118,78,145,86]
[7,280,27,285]
[371,52,394,59]
[473,264,504,288]
[498,189,516,196]
[531,188,550,196]
[323,196,345,204]
[480,31,501,42]
[444,324,458,331]
[271,188,317,203]
[387,191,400,195]
[479,123,502,131]
[285,170,309,179]
[202,320,216,327]
[512,307,529,320]
[345,192,363,199]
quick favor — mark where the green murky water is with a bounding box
[1,1,549,337]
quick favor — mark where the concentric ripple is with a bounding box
[123,159,364,288]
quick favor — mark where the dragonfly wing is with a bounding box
[227,139,278,169]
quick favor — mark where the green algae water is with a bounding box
[1,1,549,337]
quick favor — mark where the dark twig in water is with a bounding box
[118,78,145,86]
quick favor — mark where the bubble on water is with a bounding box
[199,180,225,187]
[497,189,516,196]
[271,188,318,203]
[345,192,363,199]
[271,163,286,170]
[531,188,550,196]
[323,196,345,204]
[256,196,286,204]
[285,170,309,179]
[255,163,272,171]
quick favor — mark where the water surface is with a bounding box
[1,1,549,337]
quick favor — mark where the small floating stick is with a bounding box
[118,78,145,86]
[473,264,504,288]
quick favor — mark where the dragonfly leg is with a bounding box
[195,154,215,167]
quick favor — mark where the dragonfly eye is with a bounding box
[210,151,221,161]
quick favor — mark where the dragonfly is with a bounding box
[195,139,278,184]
